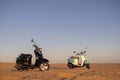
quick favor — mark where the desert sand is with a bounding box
[0,63,120,80]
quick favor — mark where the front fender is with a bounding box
[41,58,49,63]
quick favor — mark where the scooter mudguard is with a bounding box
[41,58,49,63]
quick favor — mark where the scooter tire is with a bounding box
[39,62,50,71]
[86,63,90,69]
[68,63,74,69]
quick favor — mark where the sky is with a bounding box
[0,0,120,63]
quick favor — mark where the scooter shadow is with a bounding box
[51,67,68,70]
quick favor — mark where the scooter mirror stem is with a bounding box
[31,38,37,46]
[31,38,34,42]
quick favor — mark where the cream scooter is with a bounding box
[67,49,90,69]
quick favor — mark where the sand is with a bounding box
[0,63,120,80]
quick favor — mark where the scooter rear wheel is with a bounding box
[68,63,74,69]
[39,62,50,71]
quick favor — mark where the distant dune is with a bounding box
[0,63,120,80]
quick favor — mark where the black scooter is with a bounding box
[15,39,50,71]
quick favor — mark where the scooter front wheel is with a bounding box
[85,63,90,69]
[39,62,50,71]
